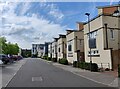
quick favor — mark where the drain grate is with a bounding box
[32,77,43,82]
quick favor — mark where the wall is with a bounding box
[48,43,52,57]
[57,38,66,60]
[67,31,84,63]
[103,6,117,14]
[103,16,119,50]
[52,41,57,58]
[84,15,113,69]
[98,6,118,15]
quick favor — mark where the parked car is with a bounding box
[0,60,3,65]
[0,54,10,64]
[10,55,23,61]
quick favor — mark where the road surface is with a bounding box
[3,58,117,88]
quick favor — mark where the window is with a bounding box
[110,29,114,38]
[80,40,82,45]
[88,50,99,56]
[58,47,60,52]
[88,31,97,48]
[68,45,72,51]
[68,40,73,51]
[40,46,44,50]
[96,50,98,53]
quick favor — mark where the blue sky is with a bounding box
[0,1,119,49]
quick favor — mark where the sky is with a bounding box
[0,1,119,49]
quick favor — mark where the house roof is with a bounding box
[58,34,66,39]
[83,13,119,25]
[53,38,59,42]
[76,22,85,24]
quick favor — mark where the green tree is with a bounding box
[0,37,7,54]
[5,42,19,55]
[0,37,19,55]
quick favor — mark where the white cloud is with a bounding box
[18,2,31,15]
[48,3,64,21]
[0,2,65,49]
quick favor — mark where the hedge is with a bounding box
[73,61,98,72]
[59,58,68,65]
[52,58,57,62]
[118,65,120,77]
[43,56,48,60]
[47,57,52,61]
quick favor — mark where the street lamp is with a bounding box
[85,13,92,71]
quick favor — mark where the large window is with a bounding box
[88,31,97,48]
[68,40,73,51]
[68,44,72,51]
[58,47,60,52]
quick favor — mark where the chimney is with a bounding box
[77,22,84,31]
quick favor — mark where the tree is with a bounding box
[0,37,19,55]
[0,37,7,54]
[5,42,19,55]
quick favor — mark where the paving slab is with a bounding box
[52,62,119,88]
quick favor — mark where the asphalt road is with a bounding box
[4,58,117,88]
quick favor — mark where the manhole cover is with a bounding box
[32,77,43,82]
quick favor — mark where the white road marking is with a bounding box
[32,77,43,82]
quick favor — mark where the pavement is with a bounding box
[49,60,120,88]
[1,59,27,88]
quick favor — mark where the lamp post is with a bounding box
[85,13,92,71]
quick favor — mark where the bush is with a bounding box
[118,65,120,77]
[73,61,98,72]
[47,57,51,61]
[43,56,48,60]
[91,63,98,72]
[73,61,77,67]
[52,58,57,62]
[59,58,68,65]
[78,62,85,69]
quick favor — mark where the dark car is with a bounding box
[11,55,23,61]
[17,55,23,60]
[11,55,18,61]
[0,54,10,64]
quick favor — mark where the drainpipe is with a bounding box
[75,36,77,51]
[75,36,79,62]
[50,43,52,58]
[62,41,64,58]
[104,23,108,49]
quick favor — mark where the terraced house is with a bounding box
[66,23,84,64]
[43,42,50,57]
[32,44,44,57]
[84,4,120,70]
[51,38,59,60]
[48,42,52,58]
[57,34,66,61]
